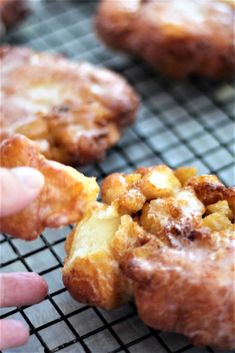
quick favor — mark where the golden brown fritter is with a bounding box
[123,227,235,349]
[63,165,235,349]
[0,135,99,240]
[96,0,235,79]
[0,46,139,165]
[0,0,29,33]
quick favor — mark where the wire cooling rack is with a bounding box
[0,1,234,352]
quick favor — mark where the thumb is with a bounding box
[0,167,45,217]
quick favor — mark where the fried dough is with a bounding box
[123,227,235,349]
[0,46,139,165]
[96,0,235,79]
[63,164,235,349]
[0,135,99,240]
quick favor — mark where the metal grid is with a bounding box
[0,0,234,352]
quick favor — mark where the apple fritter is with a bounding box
[96,0,235,79]
[123,226,235,349]
[63,164,235,349]
[0,135,99,240]
[0,46,139,165]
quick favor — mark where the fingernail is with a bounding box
[12,167,45,190]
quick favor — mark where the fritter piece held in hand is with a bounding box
[96,0,235,79]
[0,46,139,165]
[0,135,99,240]
[63,164,235,349]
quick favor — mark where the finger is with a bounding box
[0,272,48,307]
[0,167,44,217]
[0,319,29,350]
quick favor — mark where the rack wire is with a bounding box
[0,1,234,352]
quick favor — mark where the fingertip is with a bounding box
[0,319,29,350]
[12,320,29,344]
[17,272,48,304]
[30,273,48,302]
[0,272,48,307]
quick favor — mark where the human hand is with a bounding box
[0,166,47,350]
[0,273,48,350]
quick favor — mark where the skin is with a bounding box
[0,167,45,217]
[0,167,48,350]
